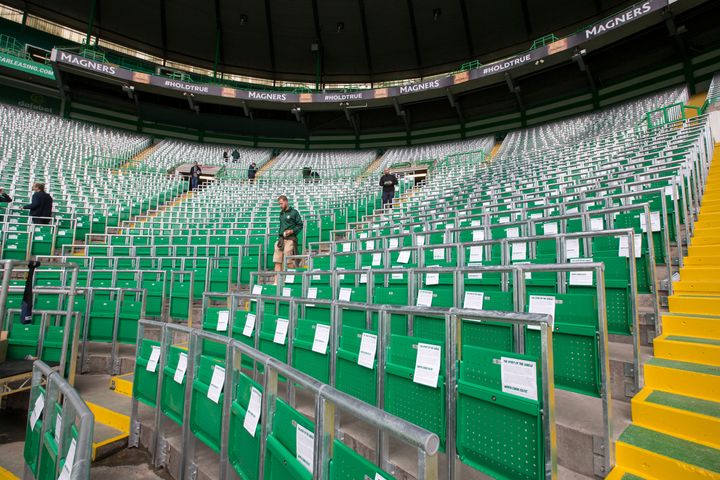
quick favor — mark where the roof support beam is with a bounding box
[357,0,373,77]
[573,50,599,109]
[446,89,465,134]
[311,0,323,89]
[213,0,223,78]
[664,10,695,94]
[159,0,167,64]
[457,0,474,58]
[263,0,277,79]
[505,73,526,126]
[519,0,532,36]
[405,0,422,69]
[85,0,98,46]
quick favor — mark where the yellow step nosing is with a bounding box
[644,364,720,402]
[616,440,720,480]
[85,401,130,434]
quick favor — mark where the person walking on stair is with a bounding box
[248,162,258,183]
[274,195,303,271]
[379,168,398,207]
[189,161,202,190]
[23,182,52,224]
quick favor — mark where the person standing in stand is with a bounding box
[379,168,398,207]
[248,162,258,183]
[274,195,303,271]
[23,182,53,224]
[189,161,202,190]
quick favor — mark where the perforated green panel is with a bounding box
[160,345,187,425]
[329,440,393,480]
[229,374,262,480]
[605,288,631,335]
[457,345,543,480]
[336,326,377,406]
[384,335,446,449]
[133,339,161,407]
[462,321,514,352]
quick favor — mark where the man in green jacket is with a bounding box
[274,195,303,271]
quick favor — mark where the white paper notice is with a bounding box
[307,287,318,299]
[273,318,289,345]
[543,223,558,235]
[54,413,62,444]
[339,287,352,302]
[243,313,256,337]
[566,238,580,259]
[640,212,661,232]
[569,270,594,286]
[146,345,161,373]
[499,216,510,224]
[528,295,556,322]
[433,248,445,260]
[296,424,315,473]
[413,343,442,388]
[29,393,44,431]
[285,274,295,284]
[389,238,399,248]
[282,287,292,297]
[416,235,426,246]
[243,387,262,437]
[425,272,439,286]
[58,438,77,480]
[207,365,225,404]
[342,242,351,252]
[216,310,229,332]
[416,289,433,307]
[252,285,263,295]
[372,252,382,266]
[501,357,537,401]
[391,266,404,280]
[472,229,485,241]
[311,324,331,354]
[366,240,375,250]
[590,218,604,231]
[397,250,411,264]
[469,245,483,262]
[463,291,485,310]
[511,242,527,261]
[357,333,377,369]
[505,227,519,238]
[173,352,188,384]
[618,234,642,258]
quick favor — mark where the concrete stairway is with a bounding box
[608,142,720,480]
[118,143,159,171]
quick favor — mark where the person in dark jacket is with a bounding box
[189,162,202,190]
[379,168,398,207]
[274,195,303,271]
[248,162,258,183]
[24,182,52,224]
[0,188,11,223]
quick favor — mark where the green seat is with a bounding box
[457,345,544,480]
[160,345,189,426]
[291,319,331,383]
[23,386,46,476]
[264,399,314,480]
[384,335,446,449]
[229,374,263,480]
[133,339,161,407]
[190,355,226,453]
[329,439,394,480]
[335,326,378,406]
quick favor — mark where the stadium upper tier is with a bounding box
[137,139,272,174]
[495,87,688,159]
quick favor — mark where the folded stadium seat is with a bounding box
[87,294,118,342]
[516,256,558,294]
[160,345,189,426]
[133,339,161,407]
[190,355,226,452]
[90,211,107,234]
[169,272,193,321]
[2,231,29,260]
[258,312,290,366]
[291,318,331,383]
[140,272,165,318]
[592,234,653,294]
[37,402,64,480]
[23,386,46,476]
[29,225,55,256]
[118,292,144,344]
[264,398,313,480]
[384,334,446,450]
[202,307,233,359]
[524,292,601,397]
[457,345,544,480]
[229,373,263,480]
[329,440,395,479]
[335,324,379,406]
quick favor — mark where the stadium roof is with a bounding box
[4,0,639,83]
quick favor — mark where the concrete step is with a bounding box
[615,425,720,479]
[644,357,720,402]
[661,313,720,339]
[631,388,720,449]
[654,334,720,366]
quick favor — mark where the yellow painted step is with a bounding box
[673,281,720,294]
[631,388,720,450]
[654,334,720,366]
[678,267,720,281]
[616,425,720,479]
[688,233,720,246]
[662,314,720,339]
[668,294,720,315]
[644,358,720,402]
[685,255,720,266]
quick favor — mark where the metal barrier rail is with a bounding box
[130,318,445,480]
[23,360,94,480]
[197,288,559,479]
